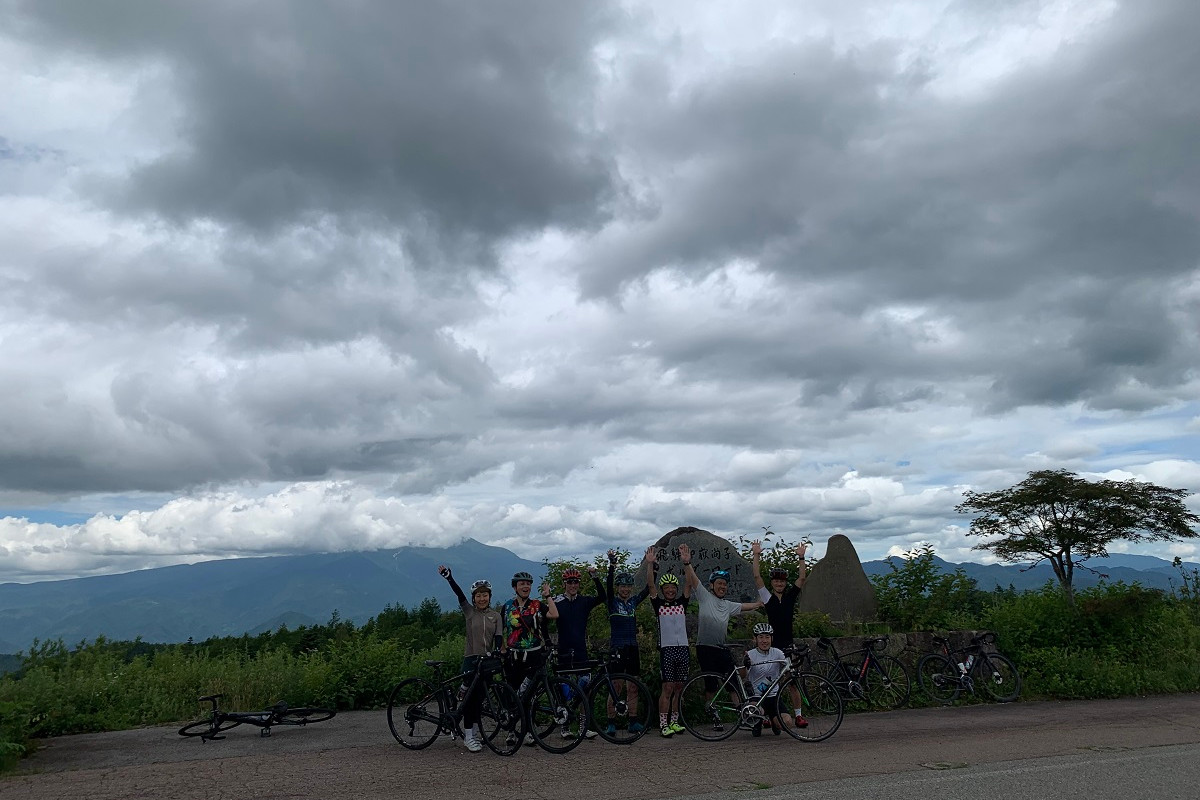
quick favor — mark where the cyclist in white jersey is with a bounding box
[645,546,690,737]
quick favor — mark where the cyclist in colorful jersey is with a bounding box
[741,622,801,735]
[439,565,502,753]
[751,537,810,728]
[552,564,605,739]
[603,548,650,736]
[502,570,559,746]
[678,543,762,726]
[645,546,690,737]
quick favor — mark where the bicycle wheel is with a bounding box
[678,672,742,741]
[810,658,859,702]
[178,717,242,739]
[387,678,444,750]
[527,675,590,754]
[916,654,960,704]
[975,653,1021,703]
[864,654,911,709]
[778,672,843,743]
[479,680,525,756]
[277,707,336,725]
[586,672,654,744]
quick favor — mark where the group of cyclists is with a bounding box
[437,537,810,752]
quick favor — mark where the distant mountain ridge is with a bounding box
[861,553,1200,593]
[2,542,1195,655]
[0,539,541,653]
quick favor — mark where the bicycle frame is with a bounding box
[816,637,887,701]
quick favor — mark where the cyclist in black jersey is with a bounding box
[751,537,809,725]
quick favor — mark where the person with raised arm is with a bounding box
[551,563,605,739]
[502,570,559,746]
[750,538,811,730]
[438,564,502,753]
[679,543,762,731]
[602,548,650,737]
[645,545,690,737]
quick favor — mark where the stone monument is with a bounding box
[633,526,757,603]
[798,533,878,623]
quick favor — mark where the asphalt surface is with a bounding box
[4,694,1200,800]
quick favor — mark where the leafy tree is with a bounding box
[870,543,981,630]
[957,469,1200,604]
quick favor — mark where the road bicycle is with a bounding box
[179,695,335,741]
[808,635,911,709]
[387,651,525,756]
[917,632,1021,704]
[561,648,654,744]
[515,649,592,754]
[677,644,844,743]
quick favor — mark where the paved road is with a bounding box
[4,694,1200,800]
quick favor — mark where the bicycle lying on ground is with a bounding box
[677,644,844,743]
[387,651,525,756]
[808,635,911,709]
[916,632,1022,704]
[179,695,335,741]
[560,648,654,745]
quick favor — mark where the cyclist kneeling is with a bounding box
[742,623,805,735]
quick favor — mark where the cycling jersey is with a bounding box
[651,596,688,648]
[502,598,548,651]
[757,584,801,648]
[744,646,786,697]
[606,565,648,648]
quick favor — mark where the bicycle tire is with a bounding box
[916,653,960,704]
[678,672,742,742]
[178,717,243,738]
[975,652,1021,703]
[777,672,843,743]
[864,654,910,709]
[277,707,336,725]
[479,680,525,756]
[810,658,859,702]
[387,678,444,750]
[586,672,654,744]
[527,675,590,754]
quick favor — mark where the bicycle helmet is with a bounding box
[659,572,680,587]
[562,568,582,582]
[708,569,731,584]
[753,622,774,636]
[470,579,492,596]
[768,567,789,580]
[614,571,634,586]
[511,571,534,587]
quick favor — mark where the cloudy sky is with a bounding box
[2,0,1198,583]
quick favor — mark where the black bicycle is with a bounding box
[387,652,525,756]
[515,650,592,754]
[809,636,911,709]
[179,694,335,741]
[917,632,1021,704]
[564,649,653,744]
[677,644,843,743]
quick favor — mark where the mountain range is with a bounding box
[1,542,1196,655]
[0,539,541,654]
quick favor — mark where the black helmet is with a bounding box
[511,571,534,587]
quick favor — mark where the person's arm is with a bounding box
[794,540,809,591]
[541,582,560,619]
[438,565,467,606]
[589,563,607,603]
[606,550,616,607]
[645,546,658,599]
[750,540,766,591]
[738,599,764,613]
[679,544,699,591]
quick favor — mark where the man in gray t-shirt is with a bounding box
[679,544,762,706]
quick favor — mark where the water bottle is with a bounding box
[456,683,468,702]
[965,655,975,671]
[958,661,969,675]
[518,676,532,696]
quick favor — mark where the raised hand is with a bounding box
[751,540,762,558]
[678,544,691,562]
[645,546,657,563]
[437,565,451,579]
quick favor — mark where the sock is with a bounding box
[670,712,679,724]
[660,713,668,727]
